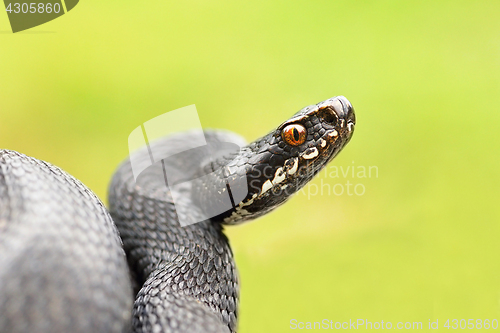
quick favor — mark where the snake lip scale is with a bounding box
[0,96,355,333]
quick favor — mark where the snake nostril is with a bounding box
[318,107,338,125]
[328,98,345,119]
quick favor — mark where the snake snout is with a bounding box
[333,96,355,125]
[330,96,355,142]
[336,96,355,137]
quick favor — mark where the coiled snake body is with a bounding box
[0,97,355,333]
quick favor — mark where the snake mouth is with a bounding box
[335,96,355,141]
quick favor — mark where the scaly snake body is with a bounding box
[0,96,355,333]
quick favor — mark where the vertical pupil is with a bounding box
[293,128,300,141]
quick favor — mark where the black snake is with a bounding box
[0,96,355,333]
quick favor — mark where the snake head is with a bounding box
[277,95,355,164]
[218,96,356,225]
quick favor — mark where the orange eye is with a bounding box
[282,124,306,146]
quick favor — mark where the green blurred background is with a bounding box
[1,0,499,331]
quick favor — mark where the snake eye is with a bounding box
[282,124,306,146]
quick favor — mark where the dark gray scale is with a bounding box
[109,131,245,333]
[109,96,355,332]
[0,150,133,333]
[0,96,355,333]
